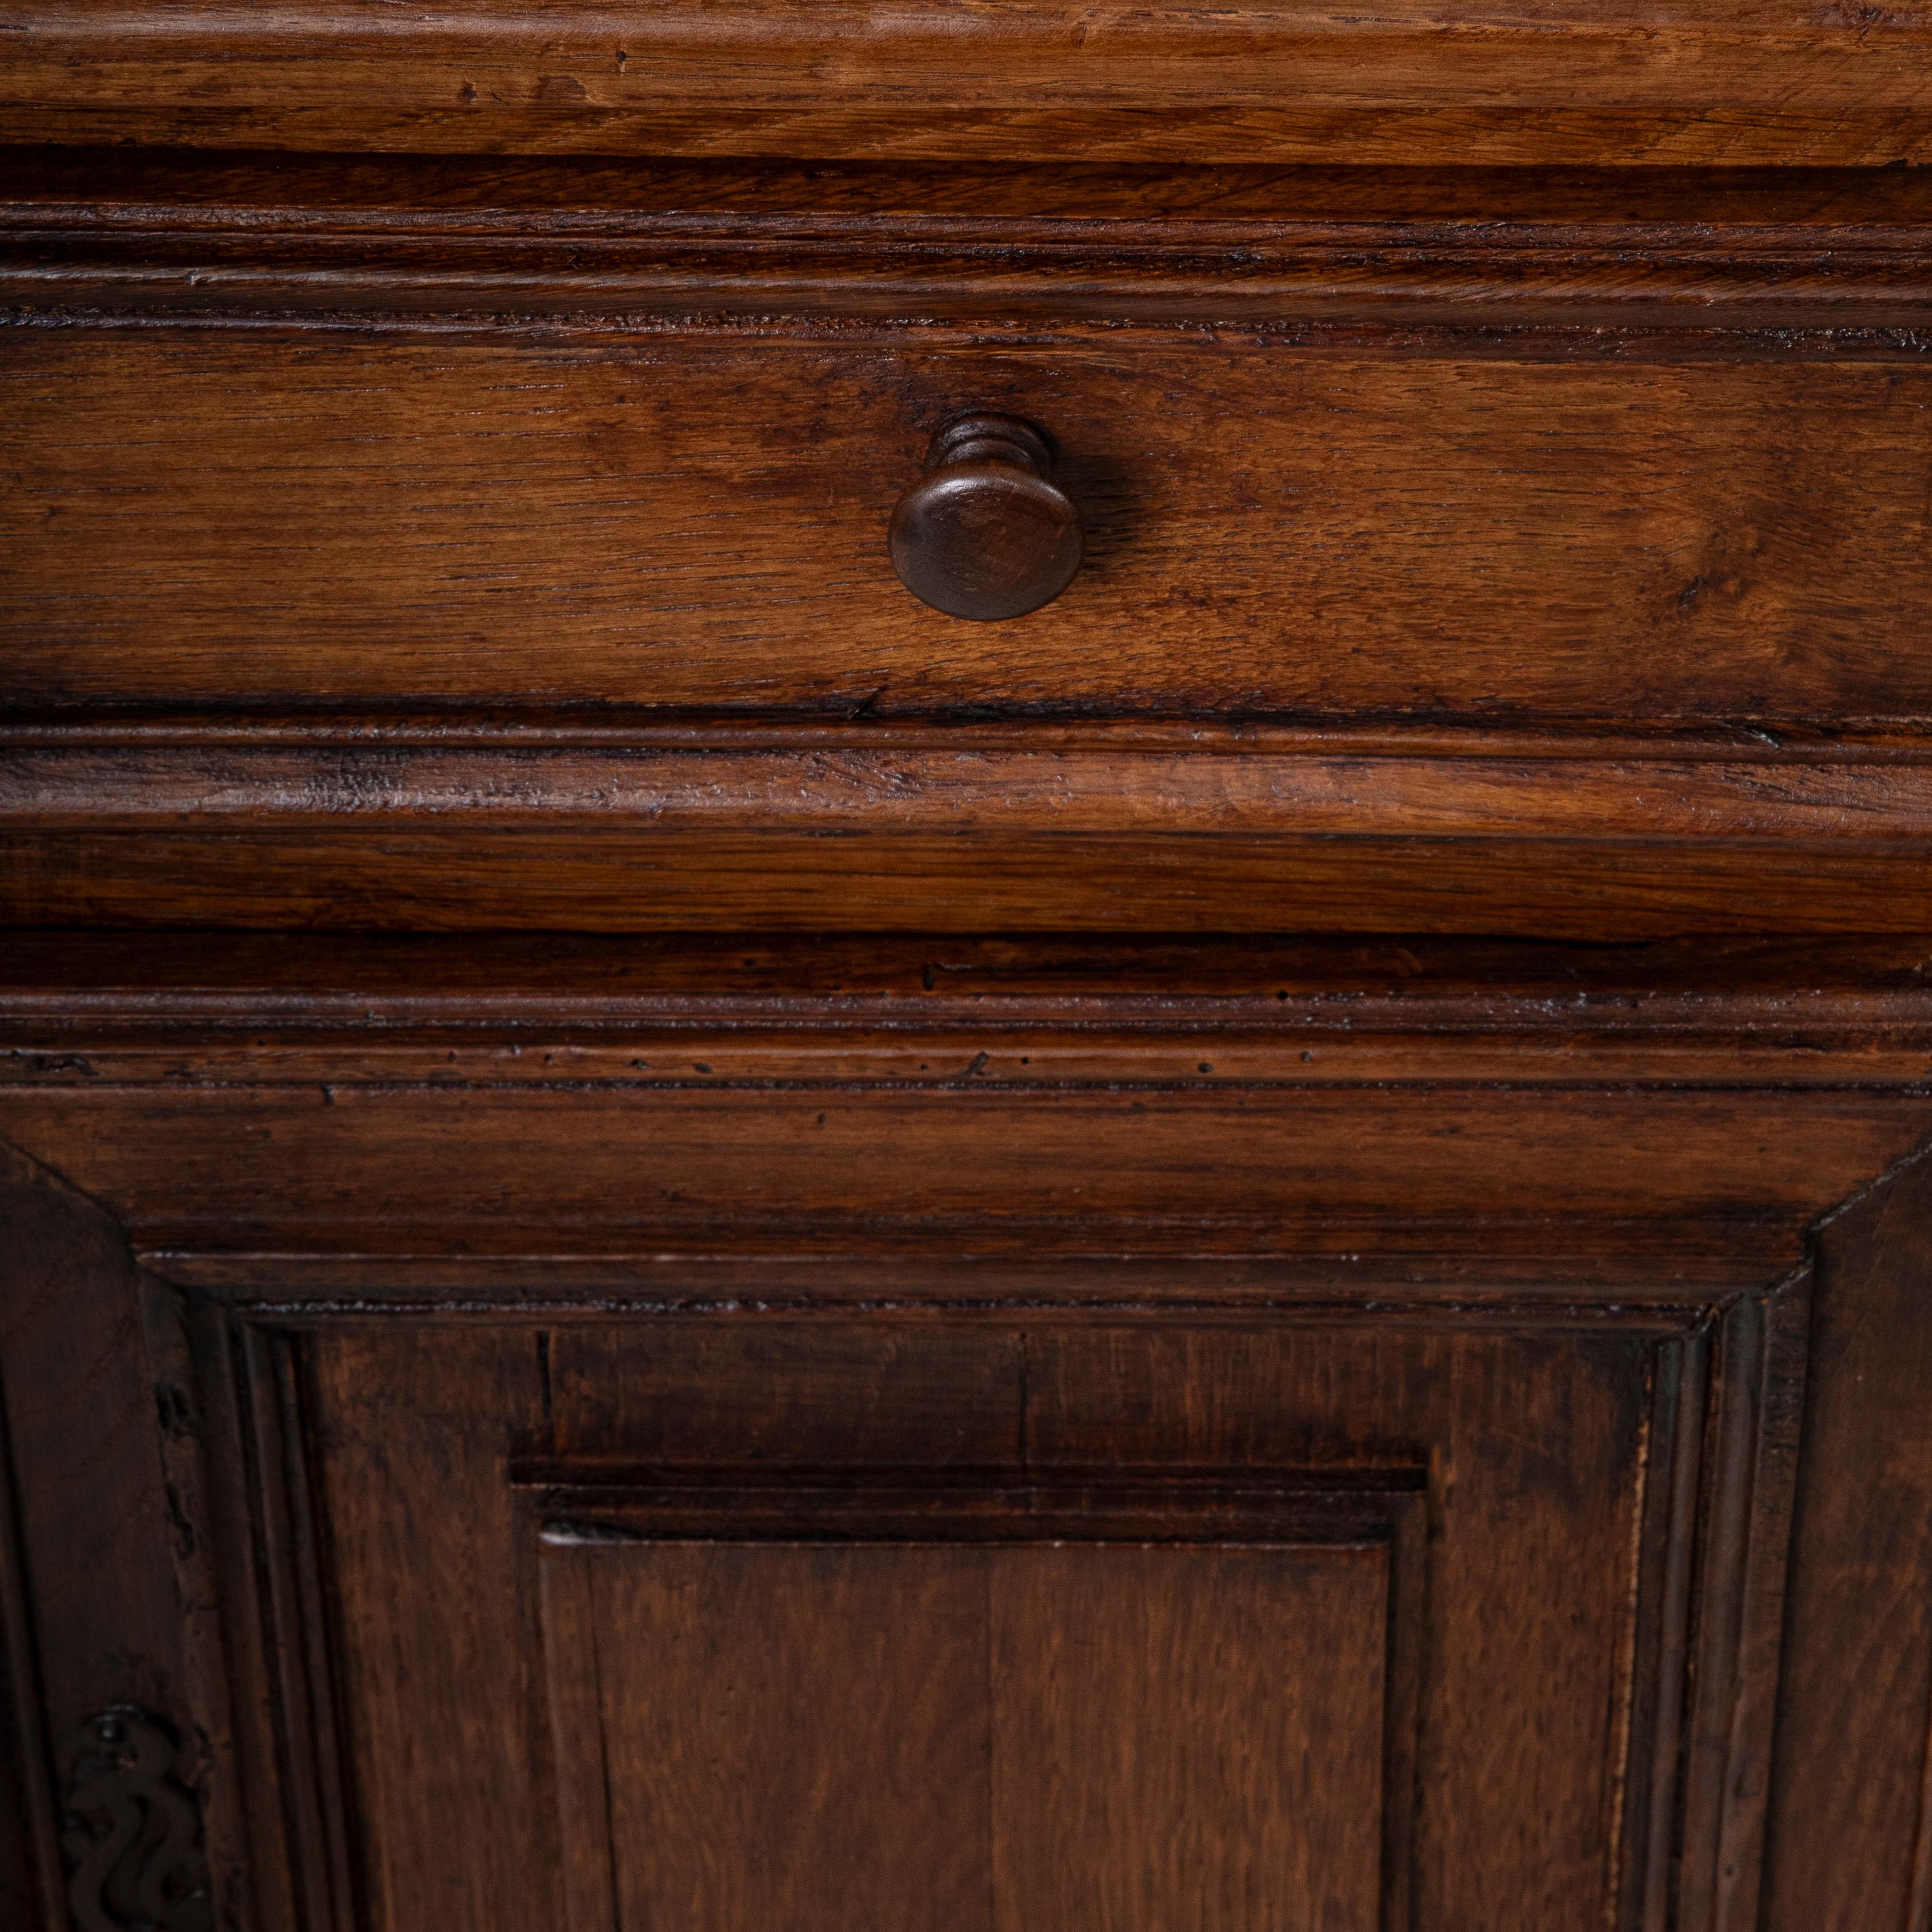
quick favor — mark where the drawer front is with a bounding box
[6,331,1930,727]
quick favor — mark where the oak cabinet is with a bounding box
[6,3,1932,1925]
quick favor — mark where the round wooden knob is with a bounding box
[888,415,1083,621]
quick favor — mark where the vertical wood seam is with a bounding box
[591,1579,622,1932]
[1603,1347,1654,1932]
[983,1554,997,1932]
[1713,1274,1811,1932]
[275,1333,361,1932]
[1625,1329,1711,1932]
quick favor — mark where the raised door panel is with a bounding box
[542,1541,994,1932]
[986,1542,1390,1932]
[540,1533,1393,1932]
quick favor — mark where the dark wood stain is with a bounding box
[5,24,1932,1932]
[5,6,1932,167]
[7,337,1929,720]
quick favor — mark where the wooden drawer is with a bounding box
[6,331,1931,725]
[9,156,1932,934]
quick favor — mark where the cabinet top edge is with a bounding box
[6,6,1932,169]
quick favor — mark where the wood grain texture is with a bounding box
[20,741,1932,937]
[7,43,1932,1930]
[546,1542,994,1932]
[29,743,1932,836]
[417,1301,1721,1930]
[1763,1148,1932,1932]
[300,1324,554,1932]
[988,1544,1389,1932]
[542,1534,1391,1932]
[548,1324,1024,1466]
[9,186,1931,936]
[6,989,1925,1929]
[1021,1322,1657,1925]
[2,1083,1927,1259]
[7,334,1931,726]
[3,1,1931,166]
[412,1306,1677,1932]
[22,825,1932,935]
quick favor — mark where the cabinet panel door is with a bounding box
[253,1303,1790,1932]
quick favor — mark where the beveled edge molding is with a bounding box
[18,739,1932,939]
[9,931,1932,1093]
[6,157,1932,334]
[12,740,1932,841]
[5,210,1932,334]
[4,1051,1930,1270]
[11,927,1932,1066]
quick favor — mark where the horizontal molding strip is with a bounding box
[3,2,1932,166]
[16,719,1932,758]
[8,212,1932,329]
[141,1250,1803,1298]
[11,745,1932,842]
[14,719,1932,757]
[9,935,1932,1088]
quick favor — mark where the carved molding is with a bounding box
[60,1708,213,1932]
[8,209,1932,333]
